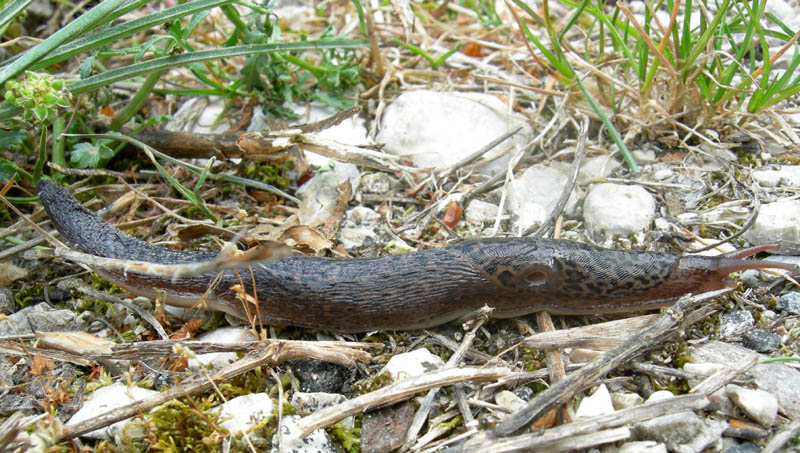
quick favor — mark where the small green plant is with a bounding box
[0,0,366,187]
[69,140,114,168]
[507,0,800,170]
[3,71,71,124]
[391,39,462,70]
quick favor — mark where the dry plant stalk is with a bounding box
[57,339,372,441]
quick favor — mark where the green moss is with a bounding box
[12,286,42,308]
[736,150,762,168]
[352,370,393,394]
[327,423,360,453]
[241,161,293,189]
[436,414,463,432]
[141,395,225,452]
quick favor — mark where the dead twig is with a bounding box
[294,367,511,438]
[57,339,372,441]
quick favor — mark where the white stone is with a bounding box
[291,392,353,428]
[718,310,754,339]
[345,206,381,226]
[361,172,397,194]
[568,348,603,363]
[575,384,615,418]
[376,90,529,173]
[611,391,644,410]
[166,97,229,134]
[618,441,667,453]
[67,383,158,440]
[381,348,444,382]
[296,162,361,225]
[752,166,800,188]
[633,411,727,453]
[690,341,800,419]
[507,164,579,233]
[579,155,621,182]
[752,170,782,188]
[645,391,675,404]
[188,327,256,371]
[290,102,370,167]
[465,200,499,224]
[652,169,673,181]
[746,198,800,245]
[338,227,378,250]
[296,162,360,199]
[270,415,336,453]
[631,149,657,163]
[726,384,778,427]
[583,184,656,240]
[495,390,526,412]
[683,363,724,387]
[215,393,274,434]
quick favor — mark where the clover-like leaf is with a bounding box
[70,141,114,168]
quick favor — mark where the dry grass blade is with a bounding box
[484,289,729,440]
[58,339,372,441]
[294,367,511,438]
[458,394,709,452]
[524,314,660,350]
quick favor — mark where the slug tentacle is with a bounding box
[723,244,780,260]
[34,180,800,332]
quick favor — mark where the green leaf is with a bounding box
[70,141,114,168]
[33,105,49,123]
[67,40,368,95]
[0,127,28,149]
[0,158,18,182]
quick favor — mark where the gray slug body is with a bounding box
[36,180,797,332]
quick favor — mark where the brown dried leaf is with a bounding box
[174,223,236,242]
[31,354,54,376]
[281,225,333,253]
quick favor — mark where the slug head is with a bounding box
[670,247,798,294]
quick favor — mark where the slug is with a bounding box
[36,180,797,332]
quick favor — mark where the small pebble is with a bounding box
[361,402,414,453]
[270,415,336,453]
[777,292,800,315]
[726,384,778,427]
[723,440,762,453]
[718,310,754,339]
[382,349,443,382]
[741,329,781,352]
[495,390,526,412]
[724,418,769,440]
[465,199,499,224]
[215,393,274,434]
[583,183,655,241]
[575,384,615,418]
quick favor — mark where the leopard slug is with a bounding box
[36,180,797,332]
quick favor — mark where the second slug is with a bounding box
[36,180,798,332]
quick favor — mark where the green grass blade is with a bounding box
[350,0,368,35]
[0,0,132,86]
[67,39,368,94]
[0,0,32,35]
[26,0,234,71]
[575,76,638,172]
[682,0,731,80]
